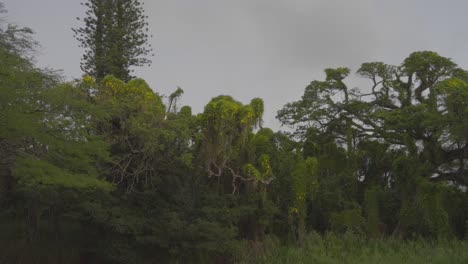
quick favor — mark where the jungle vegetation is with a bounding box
[0,1,467,263]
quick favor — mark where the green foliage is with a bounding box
[14,158,112,190]
[288,157,319,244]
[330,208,366,234]
[279,50,467,241]
[0,16,115,263]
[239,232,468,264]
[88,75,168,190]
[167,86,184,114]
[1,5,467,262]
[325,67,350,82]
[73,0,153,81]
[364,187,381,237]
[200,95,272,192]
[0,29,110,193]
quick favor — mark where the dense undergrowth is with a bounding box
[238,233,468,264]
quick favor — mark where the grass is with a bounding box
[238,232,468,264]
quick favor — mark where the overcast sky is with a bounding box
[3,0,468,128]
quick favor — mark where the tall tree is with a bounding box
[73,0,153,81]
[278,51,467,238]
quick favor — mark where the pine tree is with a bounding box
[73,0,153,81]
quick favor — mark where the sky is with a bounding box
[3,0,468,129]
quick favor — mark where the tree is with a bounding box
[278,51,467,238]
[289,156,318,246]
[73,0,153,81]
[199,95,272,194]
[90,75,166,192]
[0,11,114,262]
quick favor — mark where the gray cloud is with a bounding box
[4,0,468,129]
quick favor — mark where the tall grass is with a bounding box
[238,232,468,264]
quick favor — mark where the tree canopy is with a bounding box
[0,2,467,263]
[73,0,153,81]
